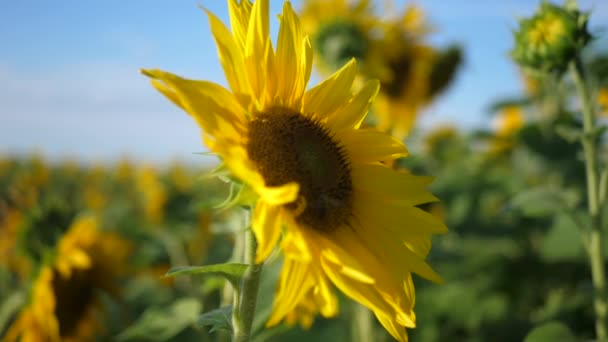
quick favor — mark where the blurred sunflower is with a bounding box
[136,166,167,224]
[368,5,438,139]
[598,87,608,115]
[299,0,378,72]
[4,216,131,342]
[490,105,525,153]
[142,0,445,340]
[0,206,31,279]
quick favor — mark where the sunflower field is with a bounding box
[1,0,608,341]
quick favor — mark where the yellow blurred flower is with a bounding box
[299,0,378,72]
[4,216,131,342]
[168,163,192,192]
[490,105,525,154]
[0,206,31,279]
[495,106,525,137]
[143,0,446,340]
[136,166,167,224]
[116,158,135,182]
[423,125,458,154]
[368,5,437,138]
[598,87,608,115]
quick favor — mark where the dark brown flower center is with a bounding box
[381,50,414,98]
[247,107,353,232]
[52,268,96,337]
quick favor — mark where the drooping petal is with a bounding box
[337,129,408,162]
[353,194,447,236]
[252,202,283,263]
[375,312,410,342]
[351,163,437,207]
[141,69,247,141]
[215,144,300,206]
[267,258,316,327]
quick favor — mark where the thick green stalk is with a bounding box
[570,60,607,341]
[352,303,374,342]
[232,226,263,342]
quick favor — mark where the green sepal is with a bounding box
[197,306,233,334]
[165,263,249,289]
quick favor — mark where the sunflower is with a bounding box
[136,166,167,224]
[367,5,437,139]
[298,0,378,72]
[142,0,446,340]
[4,216,131,342]
[598,87,608,115]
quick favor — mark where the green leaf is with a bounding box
[511,187,580,218]
[116,298,201,341]
[165,263,248,288]
[0,290,25,334]
[197,306,233,333]
[540,212,586,262]
[523,321,576,342]
[555,124,582,143]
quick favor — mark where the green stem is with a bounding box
[570,59,607,341]
[232,224,263,342]
[351,303,374,342]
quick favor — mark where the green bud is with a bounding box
[511,1,591,73]
[313,19,369,71]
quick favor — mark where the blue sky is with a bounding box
[0,0,606,163]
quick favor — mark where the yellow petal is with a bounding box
[354,195,447,236]
[228,0,252,50]
[337,129,408,162]
[205,9,248,97]
[141,69,246,140]
[276,1,301,108]
[217,144,300,206]
[69,249,92,270]
[352,209,444,283]
[375,312,410,342]
[326,79,380,131]
[267,259,315,327]
[303,59,357,118]
[352,163,437,207]
[252,203,283,263]
[245,0,270,102]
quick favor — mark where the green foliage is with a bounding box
[198,306,233,333]
[166,263,249,289]
[524,321,576,342]
[116,298,202,341]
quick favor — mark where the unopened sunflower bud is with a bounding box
[511,1,591,73]
[313,19,369,71]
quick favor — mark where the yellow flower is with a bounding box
[495,106,524,137]
[4,216,131,342]
[136,166,167,224]
[299,0,378,72]
[368,5,437,139]
[0,207,31,279]
[142,1,446,340]
[598,88,608,115]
